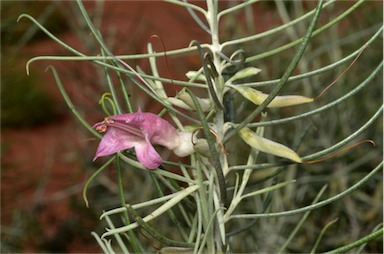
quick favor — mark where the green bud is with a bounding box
[193,139,211,157]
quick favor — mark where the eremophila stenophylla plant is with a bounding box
[18,0,382,253]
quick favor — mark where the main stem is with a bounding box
[206,0,225,166]
[206,0,227,252]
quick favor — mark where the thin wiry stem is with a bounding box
[224,0,324,143]
[248,61,383,128]
[228,162,382,220]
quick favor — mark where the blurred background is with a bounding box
[1,1,382,253]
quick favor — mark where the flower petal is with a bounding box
[93,109,182,168]
[134,139,163,169]
[93,127,142,160]
[139,112,180,150]
[111,111,144,126]
[109,110,179,149]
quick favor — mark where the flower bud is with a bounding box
[193,139,211,157]
[172,131,195,157]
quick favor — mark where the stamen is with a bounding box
[95,124,107,133]
[108,120,144,137]
[104,117,115,125]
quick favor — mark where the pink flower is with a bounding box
[93,109,193,169]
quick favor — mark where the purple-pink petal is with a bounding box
[139,113,180,149]
[134,138,163,169]
[109,111,180,149]
[93,127,142,160]
[111,110,144,126]
[93,110,181,169]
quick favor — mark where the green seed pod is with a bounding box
[231,86,314,108]
[178,89,212,112]
[227,67,262,83]
[239,127,302,163]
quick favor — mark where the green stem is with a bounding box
[47,66,100,138]
[221,0,337,49]
[278,185,328,253]
[323,228,383,254]
[149,173,192,240]
[240,26,382,88]
[103,214,130,253]
[115,70,133,113]
[125,205,195,248]
[224,0,324,143]
[249,61,383,128]
[100,49,122,114]
[228,103,382,172]
[185,88,227,206]
[83,157,114,207]
[245,0,365,62]
[228,161,382,219]
[115,156,141,253]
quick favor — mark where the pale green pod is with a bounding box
[231,86,314,108]
[166,97,194,111]
[185,71,206,81]
[239,127,302,163]
[193,139,211,157]
[158,247,194,254]
[227,67,262,83]
[178,90,212,112]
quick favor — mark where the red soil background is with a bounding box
[2,1,382,253]
[1,1,248,252]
